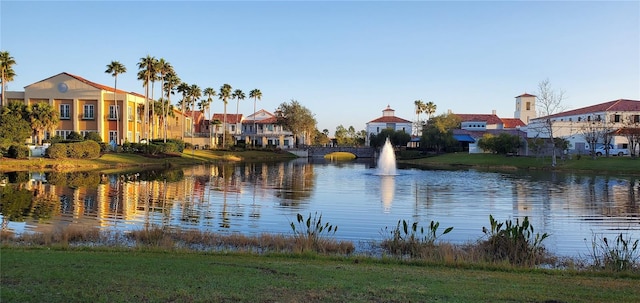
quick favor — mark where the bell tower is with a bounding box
[514,93,536,124]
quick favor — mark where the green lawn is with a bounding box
[2,247,639,303]
[401,153,640,174]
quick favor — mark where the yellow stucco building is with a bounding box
[2,72,188,144]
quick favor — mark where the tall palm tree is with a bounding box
[156,59,173,141]
[162,72,180,142]
[0,51,17,107]
[176,82,191,140]
[424,101,437,121]
[28,102,59,145]
[249,89,262,147]
[232,89,245,137]
[105,61,126,145]
[137,55,157,142]
[202,87,216,144]
[189,84,202,149]
[219,84,232,148]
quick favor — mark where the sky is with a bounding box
[1,1,639,134]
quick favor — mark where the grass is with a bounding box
[2,247,639,303]
[400,152,640,174]
[0,149,297,172]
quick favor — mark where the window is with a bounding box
[267,124,274,131]
[109,105,119,120]
[109,131,117,143]
[633,115,640,123]
[127,131,133,142]
[614,114,621,123]
[128,106,133,121]
[578,117,582,122]
[83,104,94,119]
[56,130,72,139]
[526,102,531,111]
[59,104,70,119]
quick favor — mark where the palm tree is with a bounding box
[105,61,126,145]
[232,89,245,137]
[176,82,191,140]
[1,51,17,107]
[203,87,216,144]
[219,84,232,148]
[137,55,157,142]
[28,102,59,145]
[156,59,173,141]
[424,101,437,121]
[249,89,262,147]
[162,72,180,142]
[189,84,202,149]
[414,100,424,136]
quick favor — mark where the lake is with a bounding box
[1,158,639,258]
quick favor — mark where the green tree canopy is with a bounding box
[275,100,317,147]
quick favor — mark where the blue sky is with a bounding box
[2,1,639,134]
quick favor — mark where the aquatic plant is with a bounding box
[587,232,639,272]
[289,212,352,254]
[381,219,453,258]
[481,215,549,266]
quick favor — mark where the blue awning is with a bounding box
[453,134,475,143]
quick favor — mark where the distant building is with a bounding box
[527,99,640,154]
[365,105,412,146]
[241,109,295,148]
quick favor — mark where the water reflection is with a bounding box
[1,161,639,257]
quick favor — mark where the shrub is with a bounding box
[66,131,83,141]
[46,143,68,159]
[480,215,549,266]
[8,145,29,159]
[84,132,102,143]
[78,141,100,158]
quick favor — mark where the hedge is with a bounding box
[46,141,101,159]
[8,145,30,159]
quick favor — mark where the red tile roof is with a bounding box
[368,116,412,123]
[535,99,640,120]
[455,114,504,125]
[501,118,526,128]
[211,113,243,124]
[516,93,536,98]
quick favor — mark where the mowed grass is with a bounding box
[401,153,640,174]
[2,247,639,303]
[0,149,296,172]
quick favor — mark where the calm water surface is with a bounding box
[2,159,639,257]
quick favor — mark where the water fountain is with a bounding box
[376,138,397,176]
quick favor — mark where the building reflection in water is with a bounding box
[0,163,638,257]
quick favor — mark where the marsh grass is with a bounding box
[588,232,640,271]
[289,212,355,254]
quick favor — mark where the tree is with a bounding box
[105,61,126,145]
[218,84,232,148]
[615,116,640,158]
[0,102,30,149]
[137,55,157,141]
[162,72,180,142]
[424,101,437,121]
[420,113,461,153]
[202,87,216,144]
[249,89,262,147]
[28,102,59,145]
[414,100,424,135]
[155,58,173,142]
[477,133,523,155]
[535,79,566,167]
[189,84,201,148]
[0,51,17,107]
[232,89,245,138]
[176,82,191,140]
[313,129,330,146]
[580,121,604,159]
[275,100,317,147]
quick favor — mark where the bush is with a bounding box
[46,143,68,159]
[382,220,453,258]
[84,132,102,143]
[8,145,30,159]
[66,131,83,141]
